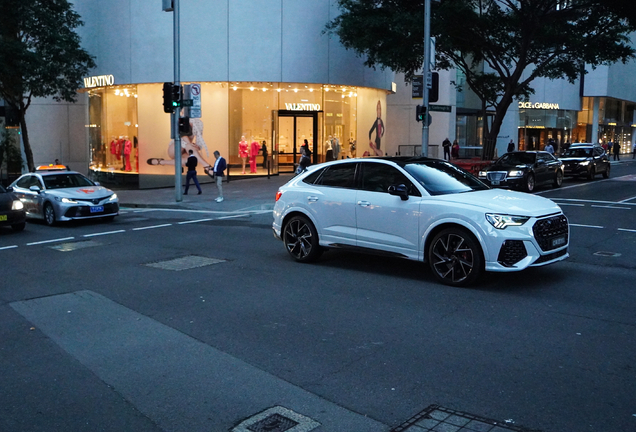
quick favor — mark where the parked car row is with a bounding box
[478,143,611,192]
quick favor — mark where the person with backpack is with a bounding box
[297,139,312,174]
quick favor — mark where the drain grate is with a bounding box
[49,240,101,252]
[390,404,541,432]
[144,255,225,271]
[247,413,298,432]
[232,406,320,432]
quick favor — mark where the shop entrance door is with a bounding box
[274,111,319,173]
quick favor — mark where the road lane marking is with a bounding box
[0,245,18,250]
[83,230,126,237]
[618,195,636,203]
[556,203,585,207]
[590,205,631,210]
[132,224,172,231]
[569,224,604,229]
[551,198,636,206]
[177,218,214,225]
[217,214,249,220]
[618,228,636,233]
[27,237,75,246]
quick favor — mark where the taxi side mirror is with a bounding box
[29,185,41,193]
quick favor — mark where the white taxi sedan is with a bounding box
[273,157,569,286]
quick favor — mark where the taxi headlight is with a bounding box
[108,193,118,201]
[486,213,530,229]
[12,200,24,210]
[59,197,78,204]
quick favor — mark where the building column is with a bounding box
[591,97,600,144]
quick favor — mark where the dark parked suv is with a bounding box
[560,143,610,180]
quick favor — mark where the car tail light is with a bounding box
[275,191,283,202]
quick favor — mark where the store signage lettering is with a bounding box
[284,103,321,111]
[518,101,560,110]
[83,74,115,88]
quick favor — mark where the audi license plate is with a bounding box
[551,236,566,247]
[90,205,104,213]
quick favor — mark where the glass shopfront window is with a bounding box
[87,85,139,186]
[518,109,577,153]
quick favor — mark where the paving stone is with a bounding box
[429,410,451,421]
[464,420,494,431]
[432,422,461,432]
[445,415,471,427]
[414,418,441,429]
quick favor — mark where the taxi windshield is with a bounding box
[43,174,95,189]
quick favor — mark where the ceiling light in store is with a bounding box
[114,89,120,95]
[294,88,298,93]
[250,86,254,91]
[277,88,282,92]
[232,86,238,91]
[354,93,357,97]
[341,94,345,98]
[349,92,353,97]
[309,88,314,92]
[325,88,329,92]
[262,88,267,92]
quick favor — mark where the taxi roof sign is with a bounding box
[36,164,68,171]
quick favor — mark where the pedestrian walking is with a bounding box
[184,150,202,195]
[632,141,636,159]
[613,140,621,161]
[442,138,451,160]
[297,139,312,174]
[507,140,515,153]
[211,150,226,202]
[451,139,460,159]
[261,141,268,169]
[545,140,555,155]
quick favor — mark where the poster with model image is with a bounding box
[357,90,387,157]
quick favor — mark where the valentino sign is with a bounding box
[284,103,321,111]
[83,74,115,88]
[518,101,560,110]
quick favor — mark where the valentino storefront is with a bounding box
[84,80,388,188]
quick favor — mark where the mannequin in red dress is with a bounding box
[238,136,248,174]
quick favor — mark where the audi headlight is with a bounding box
[486,213,530,229]
[508,170,524,177]
[12,200,24,210]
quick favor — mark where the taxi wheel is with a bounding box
[12,222,26,232]
[283,215,322,263]
[428,227,483,287]
[44,203,56,226]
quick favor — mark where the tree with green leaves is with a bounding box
[0,0,95,172]
[326,0,636,159]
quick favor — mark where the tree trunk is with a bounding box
[483,91,516,161]
[19,102,35,172]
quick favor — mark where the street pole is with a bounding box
[173,0,182,202]
[421,0,431,157]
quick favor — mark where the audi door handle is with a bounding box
[307,196,319,202]
[357,200,371,207]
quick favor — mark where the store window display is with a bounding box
[238,136,248,174]
[146,118,213,173]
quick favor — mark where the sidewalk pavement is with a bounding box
[116,174,294,212]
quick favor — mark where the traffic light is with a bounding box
[178,116,192,136]
[162,82,173,113]
[429,72,439,103]
[171,84,181,110]
[416,105,426,122]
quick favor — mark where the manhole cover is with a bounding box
[593,251,621,257]
[390,404,541,432]
[144,255,225,271]
[232,406,320,432]
[49,240,101,252]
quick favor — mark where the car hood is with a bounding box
[433,189,561,217]
[487,163,529,171]
[45,186,114,200]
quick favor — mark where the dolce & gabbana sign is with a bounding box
[83,74,115,88]
[518,101,560,110]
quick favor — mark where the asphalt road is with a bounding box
[1,161,635,432]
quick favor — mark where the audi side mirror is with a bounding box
[388,184,409,201]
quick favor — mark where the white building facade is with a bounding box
[14,0,395,188]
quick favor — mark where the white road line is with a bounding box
[618,228,636,233]
[27,237,75,246]
[83,230,126,237]
[590,205,631,210]
[217,214,249,220]
[551,198,636,206]
[618,195,636,203]
[0,245,18,250]
[178,218,214,224]
[556,203,585,207]
[569,224,604,229]
[132,224,172,231]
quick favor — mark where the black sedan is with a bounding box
[560,143,610,180]
[0,185,26,232]
[478,151,564,192]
